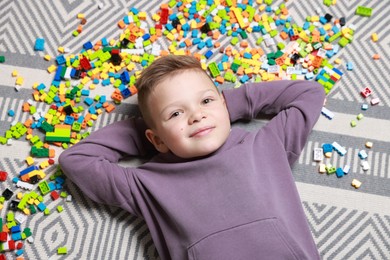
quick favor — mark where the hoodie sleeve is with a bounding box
[58,117,154,216]
[222,80,325,165]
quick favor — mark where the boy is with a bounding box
[59,55,325,260]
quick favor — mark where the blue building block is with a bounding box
[322,143,333,154]
[121,88,132,98]
[358,150,368,159]
[48,181,56,191]
[99,96,106,103]
[101,37,108,46]
[37,202,46,211]
[8,110,15,117]
[88,106,96,114]
[56,55,66,65]
[64,116,75,125]
[130,7,139,14]
[204,50,213,59]
[240,75,250,83]
[81,89,90,96]
[84,97,94,106]
[10,225,21,233]
[120,71,130,84]
[11,232,22,241]
[20,165,39,176]
[346,62,353,71]
[34,38,45,51]
[335,167,344,178]
[83,41,93,50]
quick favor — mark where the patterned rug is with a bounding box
[0,0,389,259]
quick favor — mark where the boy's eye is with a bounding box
[203,98,213,104]
[169,111,181,119]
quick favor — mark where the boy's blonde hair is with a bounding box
[135,55,214,127]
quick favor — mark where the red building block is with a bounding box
[51,191,60,200]
[0,171,7,182]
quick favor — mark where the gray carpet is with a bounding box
[0,0,389,259]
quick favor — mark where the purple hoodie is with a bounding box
[59,80,325,260]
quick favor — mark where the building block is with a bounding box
[361,161,370,171]
[332,141,347,156]
[34,38,45,51]
[343,165,350,174]
[313,148,323,161]
[358,150,368,159]
[0,171,7,182]
[322,143,333,157]
[352,179,362,188]
[335,167,344,178]
[45,125,71,142]
[58,247,67,254]
[321,107,334,119]
[355,6,372,17]
[38,181,50,195]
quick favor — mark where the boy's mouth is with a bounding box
[189,126,215,138]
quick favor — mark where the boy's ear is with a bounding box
[145,129,170,153]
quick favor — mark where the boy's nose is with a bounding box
[189,109,205,124]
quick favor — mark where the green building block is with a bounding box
[38,181,51,195]
[31,146,50,157]
[338,37,349,47]
[239,30,248,39]
[45,126,71,142]
[256,37,264,45]
[23,227,32,237]
[29,204,37,214]
[58,247,67,254]
[40,121,54,133]
[355,6,372,17]
[326,165,337,175]
[323,0,332,7]
[328,32,341,43]
[230,37,239,46]
[207,62,220,78]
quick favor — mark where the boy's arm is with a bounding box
[222,80,325,165]
[59,118,154,216]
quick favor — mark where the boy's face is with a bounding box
[145,69,231,158]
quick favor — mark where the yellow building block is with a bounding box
[371,33,378,42]
[232,7,248,29]
[16,77,24,85]
[23,208,30,215]
[311,16,320,22]
[152,14,160,21]
[37,170,46,179]
[47,65,57,73]
[39,160,50,169]
[323,23,332,31]
[26,156,34,166]
[17,193,23,200]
